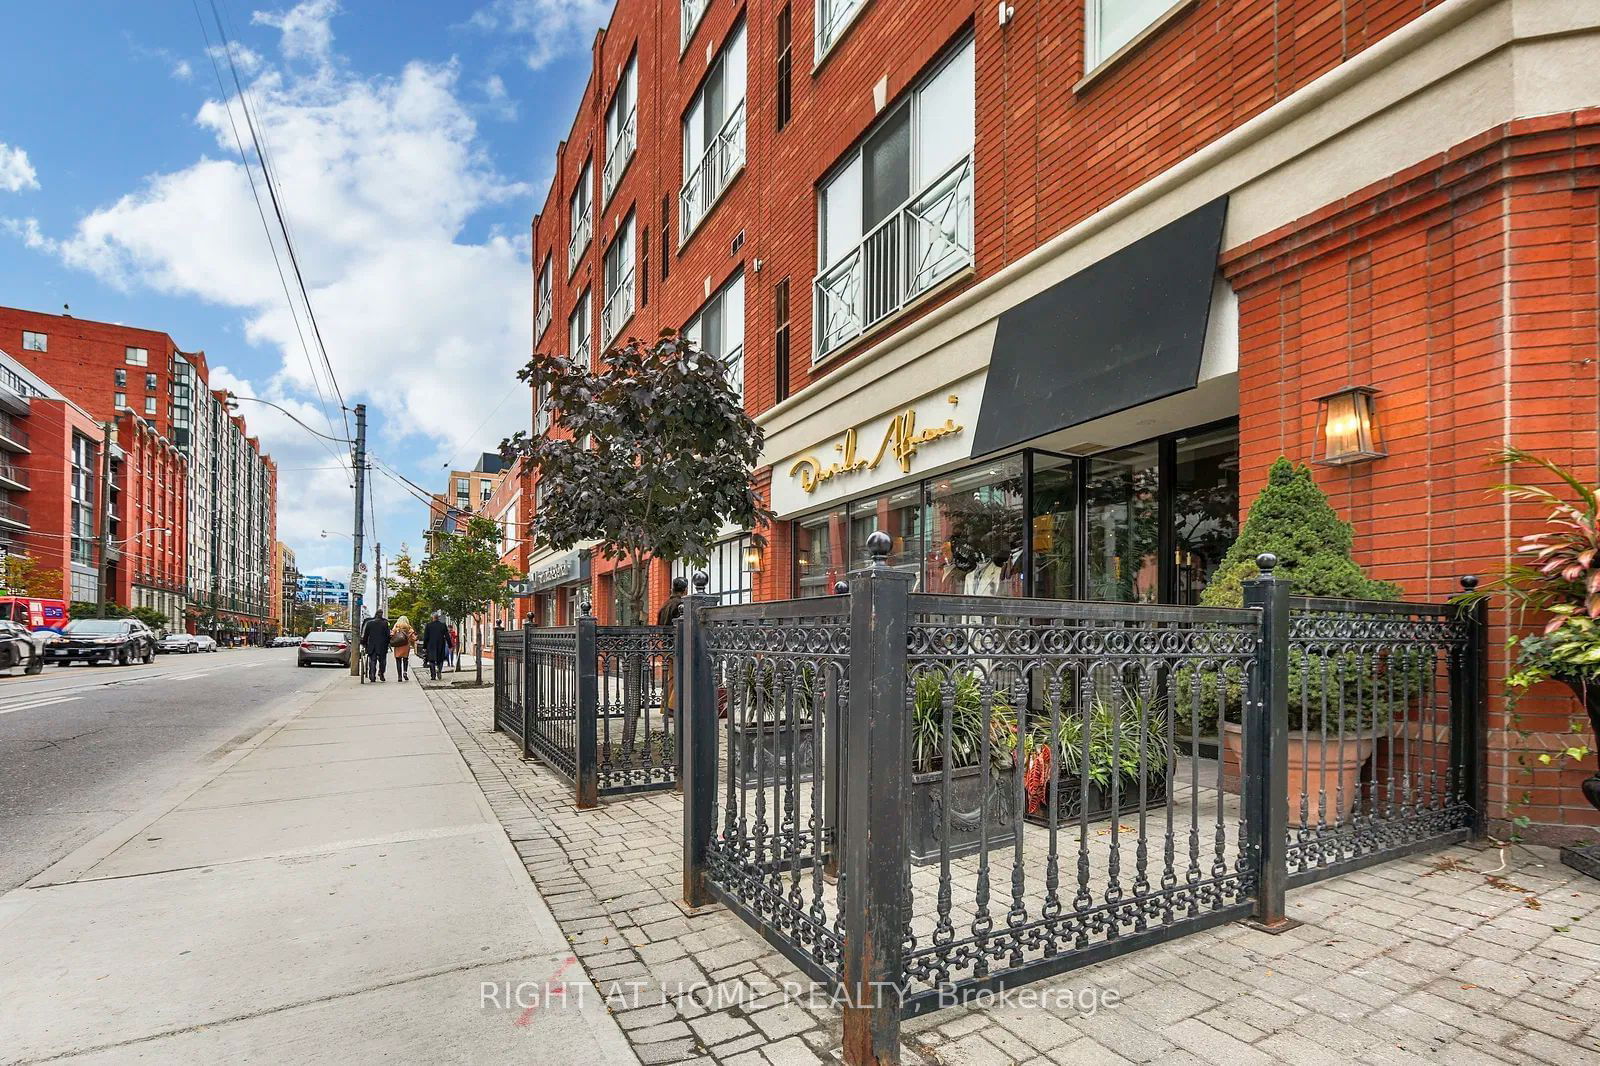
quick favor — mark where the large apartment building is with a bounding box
[524,0,1600,840]
[0,308,278,636]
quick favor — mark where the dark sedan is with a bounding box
[49,618,158,666]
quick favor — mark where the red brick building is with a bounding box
[107,410,187,625]
[523,0,1600,839]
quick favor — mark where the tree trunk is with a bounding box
[475,616,484,687]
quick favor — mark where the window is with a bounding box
[602,213,636,347]
[602,55,637,203]
[816,0,868,60]
[481,480,493,504]
[534,381,551,435]
[569,288,592,366]
[144,397,157,415]
[660,196,671,280]
[21,330,46,352]
[1085,0,1175,71]
[639,227,650,307]
[455,477,469,501]
[568,159,593,275]
[680,21,747,240]
[534,257,553,341]
[126,346,149,366]
[681,0,710,49]
[685,272,745,402]
[776,4,793,131]
[814,36,974,361]
[673,535,754,605]
[146,373,158,391]
[925,457,1026,597]
[114,392,127,409]
[114,369,127,387]
[774,278,791,402]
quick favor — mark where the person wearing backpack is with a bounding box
[389,615,416,682]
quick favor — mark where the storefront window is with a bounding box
[1172,426,1239,605]
[848,486,925,587]
[673,535,754,605]
[1030,454,1076,600]
[1085,443,1160,603]
[925,456,1024,596]
[796,506,847,598]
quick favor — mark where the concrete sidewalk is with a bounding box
[0,674,638,1065]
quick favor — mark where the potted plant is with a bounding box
[727,659,819,788]
[1198,458,1403,819]
[906,670,1020,865]
[1021,679,1171,826]
[1458,449,1600,822]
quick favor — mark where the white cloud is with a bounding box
[468,0,610,71]
[0,143,39,192]
[482,73,516,120]
[172,59,194,81]
[21,0,533,576]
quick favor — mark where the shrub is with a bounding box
[911,670,1017,775]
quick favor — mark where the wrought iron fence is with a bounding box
[493,614,678,807]
[679,539,1486,1064]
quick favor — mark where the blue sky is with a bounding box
[0,0,609,589]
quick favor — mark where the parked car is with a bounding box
[297,631,350,668]
[272,634,302,647]
[50,618,158,666]
[195,634,219,653]
[159,632,202,654]
[0,619,47,674]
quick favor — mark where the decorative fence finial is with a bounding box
[866,530,892,566]
[1256,552,1278,574]
[693,570,710,593]
[1460,575,1479,592]
[834,580,850,595]
[580,598,593,617]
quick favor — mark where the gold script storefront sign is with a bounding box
[789,397,964,494]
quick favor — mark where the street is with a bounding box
[0,646,339,891]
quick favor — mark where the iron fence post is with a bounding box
[674,614,686,794]
[1243,552,1291,931]
[825,579,848,880]
[576,604,600,809]
[522,624,535,761]
[682,572,719,908]
[841,533,911,1066]
[1453,576,1488,839]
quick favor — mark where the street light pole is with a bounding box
[349,403,367,677]
[95,420,113,619]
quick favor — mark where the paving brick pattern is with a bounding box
[423,680,1600,1066]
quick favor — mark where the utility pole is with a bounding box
[349,403,367,677]
[374,541,385,617]
[94,421,113,619]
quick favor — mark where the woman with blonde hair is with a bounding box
[389,615,417,682]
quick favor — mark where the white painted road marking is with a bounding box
[0,696,83,716]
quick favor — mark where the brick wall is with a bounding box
[0,308,180,437]
[1222,111,1600,841]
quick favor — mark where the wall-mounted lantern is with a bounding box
[1316,385,1384,466]
[744,544,764,573]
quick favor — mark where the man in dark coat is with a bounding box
[656,576,689,717]
[360,611,392,682]
[421,611,450,681]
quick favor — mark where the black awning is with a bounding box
[971,196,1228,456]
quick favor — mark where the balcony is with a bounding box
[601,108,636,204]
[534,299,552,344]
[813,154,973,363]
[602,268,636,348]
[679,102,746,242]
[0,415,28,452]
[0,461,29,491]
[572,330,592,370]
[0,498,28,529]
[723,343,745,405]
[816,0,868,61]
[681,0,709,50]
[568,211,592,276]
[0,365,35,417]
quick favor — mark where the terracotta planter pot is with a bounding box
[1221,721,1381,822]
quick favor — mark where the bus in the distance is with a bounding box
[0,597,69,635]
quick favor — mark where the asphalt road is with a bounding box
[0,647,345,891]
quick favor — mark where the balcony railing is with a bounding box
[723,343,745,405]
[571,331,592,370]
[816,0,867,59]
[602,268,636,348]
[813,153,973,362]
[679,101,746,241]
[568,210,592,275]
[0,462,30,489]
[601,108,636,204]
[0,414,28,451]
[681,0,710,49]
[0,498,28,528]
[534,298,552,343]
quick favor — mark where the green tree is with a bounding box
[384,547,431,625]
[1,554,64,598]
[1200,456,1400,608]
[500,331,771,623]
[420,515,517,684]
[68,602,169,631]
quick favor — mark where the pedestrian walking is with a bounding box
[360,611,392,682]
[389,615,416,682]
[421,611,449,681]
[656,576,688,717]
[447,624,459,669]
